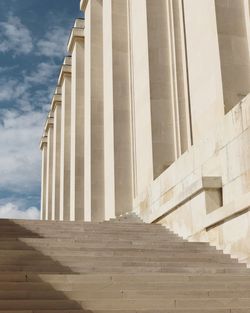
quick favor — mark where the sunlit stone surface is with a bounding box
[40,0,250,265]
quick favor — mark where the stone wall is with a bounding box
[133,94,250,265]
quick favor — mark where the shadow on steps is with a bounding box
[0,219,92,312]
[0,217,250,312]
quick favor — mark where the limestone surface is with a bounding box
[0,214,250,311]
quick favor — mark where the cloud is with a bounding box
[36,26,68,59]
[0,61,58,111]
[0,109,45,194]
[25,62,59,85]
[0,15,33,55]
[0,79,29,102]
[0,203,39,220]
[0,14,69,59]
[0,65,18,74]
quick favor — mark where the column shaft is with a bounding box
[70,36,85,221]
[215,0,250,112]
[84,0,104,221]
[145,0,179,179]
[84,2,92,221]
[60,68,72,221]
[183,0,224,143]
[45,122,54,220]
[103,0,115,219]
[40,139,47,220]
[51,101,61,220]
[128,0,154,196]
[103,0,133,218]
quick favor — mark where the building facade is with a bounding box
[40,0,250,264]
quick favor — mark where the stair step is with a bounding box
[2,289,250,300]
[61,289,250,300]
[0,300,81,309]
[0,308,234,313]
[38,273,250,283]
[0,311,85,313]
[0,253,235,261]
[0,216,249,311]
[75,298,250,309]
[0,290,66,300]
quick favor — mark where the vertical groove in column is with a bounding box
[168,0,181,159]
[172,0,192,153]
[127,0,137,199]
[181,0,193,147]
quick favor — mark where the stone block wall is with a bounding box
[133,95,250,265]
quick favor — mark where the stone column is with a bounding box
[103,0,115,219]
[81,0,104,221]
[51,88,62,220]
[128,0,154,197]
[59,57,72,221]
[183,0,224,143]
[45,116,54,220]
[145,0,179,179]
[103,0,133,219]
[215,0,250,112]
[67,19,85,221]
[40,135,47,220]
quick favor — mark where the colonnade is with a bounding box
[40,0,250,221]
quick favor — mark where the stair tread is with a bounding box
[0,216,248,311]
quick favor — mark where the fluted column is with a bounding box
[183,0,224,143]
[215,0,250,112]
[81,0,104,221]
[45,116,54,220]
[68,19,85,221]
[51,88,62,220]
[59,57,72,221]
[128,0,154,197]
[145,0,179,178]
[103,0,133,219]
[40,135,47,220]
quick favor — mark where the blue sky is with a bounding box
[0,0,82,219]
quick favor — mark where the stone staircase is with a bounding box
[0,215,250,312]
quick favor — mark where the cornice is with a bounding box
[80,0,88,12]
[67,27,85,54]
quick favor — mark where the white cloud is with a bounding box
[25,62,59,85]
[0,203,39,220]
[0,66,18,74]
[0,15,33,55]
[0,61,57,111]
[36,26,68,58]
[0,109,46,194]
[0,79,29,102]
[0,14,70,59]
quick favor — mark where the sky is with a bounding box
[0,0,82,219]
